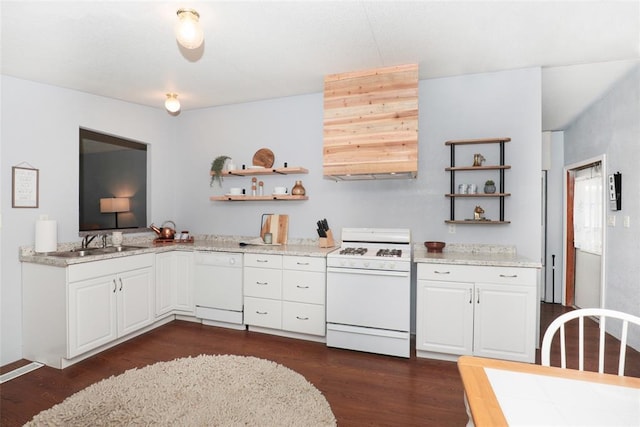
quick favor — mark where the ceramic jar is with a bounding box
[291,180,306,196]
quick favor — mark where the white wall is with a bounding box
[544,131,565,303]
[1,67,543,366]
[1,76,176,365]
[175,67,542,259]
[563,65,640,349]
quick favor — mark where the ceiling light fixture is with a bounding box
[165,93,181,113]
[175,8,204,49]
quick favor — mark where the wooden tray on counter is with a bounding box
[153,237,194,245]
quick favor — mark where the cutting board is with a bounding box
[260,214,289,244]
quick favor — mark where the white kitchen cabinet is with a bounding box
[68,275,118,357]
[243,253,283,329]
[282,256,326,336]
[416,263,537,363]
[243,253,326,339]
[23,254,155,368]
[155,251,193,316]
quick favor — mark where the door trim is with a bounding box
[562,154,607,307]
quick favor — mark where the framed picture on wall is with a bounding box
[12,166,39,208]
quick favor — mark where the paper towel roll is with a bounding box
[35,219,57,253]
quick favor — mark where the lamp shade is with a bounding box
[175,8,204,49]
[100,197,130,213]
[165,93,181,113]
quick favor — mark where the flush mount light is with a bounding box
[175,8,204,49]
[165,93,181,113]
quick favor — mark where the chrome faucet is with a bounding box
[81,234,97,248]
[81,234,109,248]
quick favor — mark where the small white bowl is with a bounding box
[273,187,287,195]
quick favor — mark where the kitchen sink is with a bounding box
[92,245,146,254]
[44,245,146,258]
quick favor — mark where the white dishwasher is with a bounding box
[194,251,245,330]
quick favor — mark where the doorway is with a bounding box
[563,155,607,308]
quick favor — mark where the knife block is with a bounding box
[319,229,335,248]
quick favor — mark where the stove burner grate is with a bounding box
[376,248,403,258]
[339,247,368,256]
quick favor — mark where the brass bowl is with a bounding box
[424,241,446,253]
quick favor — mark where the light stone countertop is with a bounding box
[413,243,541,268]
[20,234,338,267]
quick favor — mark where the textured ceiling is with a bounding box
[1,1,639,130]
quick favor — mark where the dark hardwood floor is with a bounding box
[2,303,639,426]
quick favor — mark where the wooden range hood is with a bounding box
[323,64,418,180]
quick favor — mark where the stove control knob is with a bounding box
[378,262,386,269]
[340,260,346,267]
[364,261,370,268]
[388,262,396,270]
[349,260,356,267]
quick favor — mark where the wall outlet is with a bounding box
[607,215,616,227]
[624,216,631,228]
[448,224,456,234]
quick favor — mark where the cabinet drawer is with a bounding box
[282,301,325,336]
[417,263,537,286]
[244,268,282,299]
[244,253,282,269]
[244,297,282,329]
[282,270,325,304]
[68,254,154,283]
[283,256,326,272]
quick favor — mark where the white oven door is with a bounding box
[326,267,410,332]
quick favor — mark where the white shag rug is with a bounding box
[25,354,337,426]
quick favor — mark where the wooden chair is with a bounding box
[541,308,640,376]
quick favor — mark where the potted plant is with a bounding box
[484,179,496,194]
[210,155,231,187]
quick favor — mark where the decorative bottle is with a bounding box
[291,180,306,196]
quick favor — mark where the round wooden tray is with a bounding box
[252,148,274,168]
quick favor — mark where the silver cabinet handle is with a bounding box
[256,311,268,315]
[476,288,480,304]
[469,288,473,304]
[499,274,518,278]
[257,259,269,263]
[296,262,310,266]
[113,279,117,293]
[119,278,123,291]
[296,316,309,321]
[256,281,268,286]
[434,270,450,275]
[296,284,309,289]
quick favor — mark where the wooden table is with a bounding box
[458,355,640,426]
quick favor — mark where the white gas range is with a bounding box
[326,228,411,358]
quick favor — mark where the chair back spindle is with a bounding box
[541,308,640,376]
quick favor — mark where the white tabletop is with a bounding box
[486,367,640,426]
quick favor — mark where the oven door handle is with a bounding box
[327,267,409,278]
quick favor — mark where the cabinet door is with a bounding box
[473,282,537,363]
[155,252,175,316]
[68,276,117,358]
[174,252,194,313]
[117,267,154,337]
[416,280,473,355]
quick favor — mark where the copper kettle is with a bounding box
[149,220,176,240]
